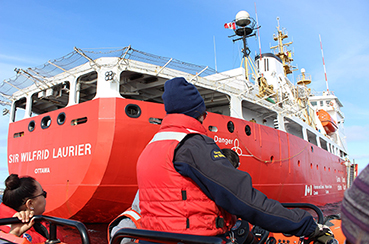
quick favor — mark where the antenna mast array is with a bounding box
[226,11,258,80]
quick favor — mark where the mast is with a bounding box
[225,11,258,81]
[270,18,294,76]
[319,34,329,92]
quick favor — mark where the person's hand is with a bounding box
[9,210,35,237]
[303,224,336,244]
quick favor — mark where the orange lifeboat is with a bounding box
[317,109,338,134]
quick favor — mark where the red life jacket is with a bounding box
[0,203,47,243]
[137,114,234,236]
[0,231,31,244]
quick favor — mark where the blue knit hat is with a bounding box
[162,77,206,118]
[341,163,369,243]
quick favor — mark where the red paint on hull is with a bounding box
[7,97,346,223]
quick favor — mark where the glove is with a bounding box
[303,224,337,244]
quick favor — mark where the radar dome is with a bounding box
[235,11,251,27]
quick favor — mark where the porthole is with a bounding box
[125,104,141,118]
[245,125,251,136]
[208,126,218,132]
[28,120,36,132]
[311,146,314,152]
[57,112,66,125]
[227,121,234,133]
[41,116,51,129]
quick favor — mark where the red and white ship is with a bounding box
[1,11,355,223]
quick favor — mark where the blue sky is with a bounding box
[1,0,368,185]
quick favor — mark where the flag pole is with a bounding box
[213,36,217,72]
[319,34,329,93]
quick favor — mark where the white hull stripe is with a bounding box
[123,210,141,221]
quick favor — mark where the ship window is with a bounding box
[149,117,162,125]
[12,97,27,122]
[319,138,328,151]
[208,126,218,132]
[125,104,141,118]
[13,132,24,138]
[28,120,36,132]
[245,125,251,136]
[76,72,97,104]
[71,117,87,125]
[227,121,234,133]
[119,71,165,103]
[320,101,323,107]
[57,112,66,125]
[310,101,317,106]
[41,116,52,129]
[307,130,317,146]
[31,81,70,115]
[264,58,269,72]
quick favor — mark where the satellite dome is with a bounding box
[235,11,251,27]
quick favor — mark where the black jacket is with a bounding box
[173,134,317,237]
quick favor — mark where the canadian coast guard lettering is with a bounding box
[8,143,92,163]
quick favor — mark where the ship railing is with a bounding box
[0,46,290,120]
[0,215,90,244]
[0,47,218,105]
[310,88,335,97]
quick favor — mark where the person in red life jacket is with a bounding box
[108,190,141,243]
[136,77,334,243]
[108,150,238,243]
[0,174,49,243]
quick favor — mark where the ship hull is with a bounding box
[7,97,347,223]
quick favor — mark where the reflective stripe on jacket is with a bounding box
[107,207,141,241]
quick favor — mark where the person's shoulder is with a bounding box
[183,133,215,145]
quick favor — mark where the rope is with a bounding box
[235,129,311,164]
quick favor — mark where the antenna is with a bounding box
[254,3,262,60]
[224,10,258,80]
[319,34,329,92]
[213,36,217,72]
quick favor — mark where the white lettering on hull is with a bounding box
[213,135,234,145]
[8,143,92,163]
[35,168,50,174]
[52,143,92,159]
